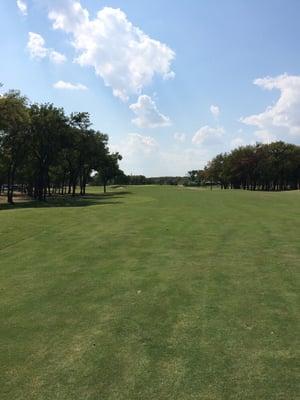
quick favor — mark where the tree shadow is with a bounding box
[0,190,132,211]
[82,191,132,199]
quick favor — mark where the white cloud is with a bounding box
[113,133,208,176]
[49,50,67,64]
[27,32,66,64]
[159,147,209,174]
[241,74,300,139]
[27,32,48,59]
[174,132,186,142]
[127,133,159,155]
[254,130,277,144]
[17,0,27,15]
[53,80,87,90]
[210,104,220,118]
[48,2,175,100]
[113,132,154,163]
[192,125,225,145]
[230,137,246,148]
[129,95,171,128]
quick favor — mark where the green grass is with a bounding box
[0,186,299,399]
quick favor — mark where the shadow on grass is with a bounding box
[0,190,132,211]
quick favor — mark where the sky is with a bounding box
[1,0,300,176]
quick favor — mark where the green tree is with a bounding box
[97,152,122,193]
[0,90,30,203]
[29,103,68,200]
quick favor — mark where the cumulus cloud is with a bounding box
[117,133,159,158]
[17,0,27,15]
[210,104,220,118]
[53,80,87,90]
[160,147,209,174]
[192,125,225,145]
[27,32,48,59]
[48,2,175,100]
[27,32,66,63]
[49,51,67,64]
[113,133,208,176]
[254,130,277,144]
[230,137,246,148]
[241,74,300,138]
[174,132,186,142]
[129,95,171,128]
[127,133,158,154]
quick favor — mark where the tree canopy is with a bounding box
[187,142,300,191]
[0,88,123,203]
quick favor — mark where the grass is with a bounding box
[0,185,299,399]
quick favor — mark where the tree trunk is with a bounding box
[7,165,16,204]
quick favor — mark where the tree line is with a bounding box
[187,142,300,191]
[0,88,123,204]
[92,174,184,186]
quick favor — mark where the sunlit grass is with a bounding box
[1,186,299,399]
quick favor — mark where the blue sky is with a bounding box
[1,0,300,176]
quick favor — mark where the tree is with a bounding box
[199,142,300,191]
[0,90,30,203]
[97,152,122,193]
[0,86,121,204]
[28,103,68,200]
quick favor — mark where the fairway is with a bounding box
[1,186,299,399]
